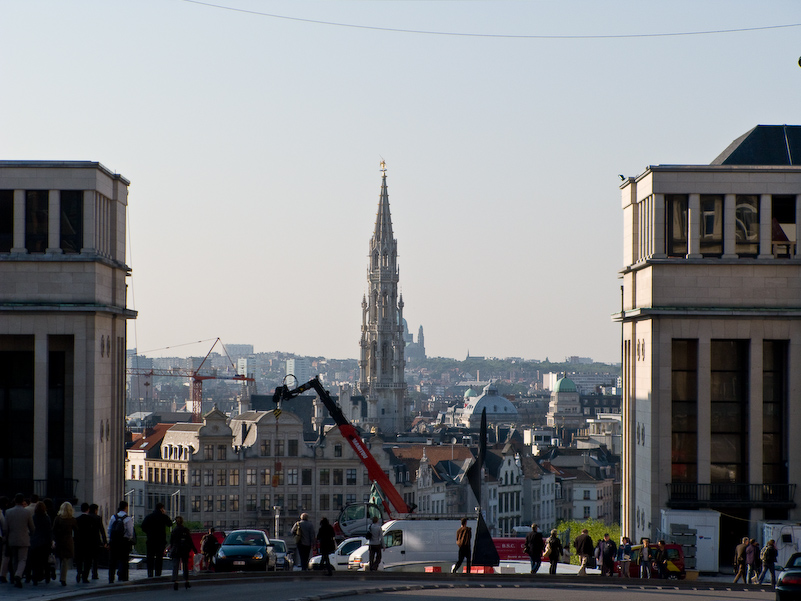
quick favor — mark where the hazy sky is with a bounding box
[3,1,800,362]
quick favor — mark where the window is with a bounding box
[333,494,343,509]
[0,190,12,252]
[275,440,284,456]
[301,494,312,510]
[25,190,48,253]
[261,494,271,511]
[204,496,213,512]
[319,468,330,486]
[246,494,257,511]
[161,468,166,483]
[139,466,143,480]
[274,494,284,507]
[203,469,213,486]
[665,195,688,257]
[772,195,797,257]
[191,470,201,487]
[672,339,698,483]
[229,469,239,486]
[180,470,185,485]
[346,469,357,486]
[60,190,82,253]
[735,195,759,256]
[217,469,226,486]
[287,468,298,485]
[288,494,298,511]
[191,496,201,513]
[333,469,343,486]
[148,467,153,482]
[363,471,370,486]
[302,469,312,486]
[130,465,135,480]
[246,468,257,486]
[229,495,239,511]
[217,445,226,460]
[710,340,748,483]
[320,494,329,511]
[583,506,591,518]
[763,341,788,484]
[274,468,284,486]
[288,439,298,457]
[216,495,226,512]
[204,444,213,460]
[260,468,271,486]
[583,490,590,500]
[700,194,724,256]
[260,439,271,456]
[334,443,342,457]
[166,469,172,484]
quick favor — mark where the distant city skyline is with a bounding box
[3,1,799,363]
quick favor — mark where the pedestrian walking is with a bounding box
[291,513,315,571]
[169,516,197,590]
[367,516,384,571]
[654,540,669,579]
[107,501,135,583]
[87,504,106,580]
[617,536,632,577]
[317,517,337,576]
[573,528,594,576]
[52,502,77,586]
[29,502,52,585]
[758,539,778,586]
[545,529,562,575]
[524,523,544,574]
[0,493,35,588]
[452,518,472,574]
[733,536,749,583]
[745,538,759,583]
[141,502,172,577]
[200,528,220,571]
[596,533,617,577]
[639,538,653,578]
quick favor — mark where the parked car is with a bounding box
[310,537,368,570]
[215,530,276,572]
[776,552,801,601]
[614,543,686,579]
[270,539,293,571]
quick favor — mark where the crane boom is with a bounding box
[272,376,415,516]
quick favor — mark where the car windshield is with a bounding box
[271,540,287,553]
[789,555,801,569]
[224,532,264,546]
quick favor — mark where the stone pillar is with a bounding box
[33,333,48,482]
[722,194,737,258]
[12,189,26,253]
[758,194,773,259]
[81,190,95,253]
[47,190,62,253]
[687,194,702,258]
[652,194,667,258]
[795,195,801,259]
[748,338,763,485]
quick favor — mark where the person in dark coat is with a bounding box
[573,529,594,576]
[0,493,35,588]
[74,503,95,583]
[545,529,563,575]
[654,540,670,579]
[524,523,544,574]
[452,517,472,574]
[87,504,106,580]
[52,502,77,586]
[639,538,653,578]
[758,539,778,586]
[317,517,337,576]
[169,517,197,590]
[29,502,52,585]
[199,528,220,571]
[141,503,173,578]
[107,501,135,583]
[596,533,617,576]
[733,536,749,583]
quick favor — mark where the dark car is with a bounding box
[215,530,276,572]
[776,552,801,601]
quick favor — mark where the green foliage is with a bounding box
[556,518,621,565]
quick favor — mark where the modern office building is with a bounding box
[358,163,407,433]
[0,161,135,519]
[614,125,801,563]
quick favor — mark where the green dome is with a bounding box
[553,377,577,393]
[464,387,478,398]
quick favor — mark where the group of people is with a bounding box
[290,512,338,574]
[733,536,778,586]
[574,530,671,578]
[0,493,107,588]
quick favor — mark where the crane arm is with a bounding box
[272,376,415,516]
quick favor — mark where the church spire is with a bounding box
[373,161,394,243]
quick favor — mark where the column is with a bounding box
[748,339,763,485]
[795,195,801,258]
[33,333,48,482]
[758,194,773,258]
[687,194,701,258]
[81,190,95,253]
[652,194,666,258]
[722,193,737,258]
[696,336,711,484]
[46,190,62,253]
[11,189,26,253]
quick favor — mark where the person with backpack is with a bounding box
[199,528,220,571]
[758,539,778,586]
[107,501,134,583]
[141,503,172,578]
[169,516,197,590]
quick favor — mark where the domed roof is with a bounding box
[554,376,577,393]
[463,381,518,419]
[464,387,478,398]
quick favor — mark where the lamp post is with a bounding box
[124,489,135,521]
[171,490,181,517]
[273,506,280,538]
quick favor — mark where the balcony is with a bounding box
[667,483,796,509]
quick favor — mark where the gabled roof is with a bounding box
[711,125,801,166]
[128,423,173,456]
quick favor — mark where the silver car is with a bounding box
[269,539,293,571]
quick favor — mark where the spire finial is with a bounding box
[380,159,387,175]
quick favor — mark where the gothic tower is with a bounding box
[358,163,407,433]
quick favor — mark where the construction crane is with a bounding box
[127,338,255,422]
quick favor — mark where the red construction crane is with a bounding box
[127,338,255,422]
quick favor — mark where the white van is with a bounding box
[348,519,475,572]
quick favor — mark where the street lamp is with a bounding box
[124,489,135,521]
[273,506,281,538]
[171,490,181,517]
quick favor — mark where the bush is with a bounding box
[557,518,621,565]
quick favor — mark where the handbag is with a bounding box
[292,522,302,545]
[543,543,551,559]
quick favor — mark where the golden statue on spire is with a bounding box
[380,159,386,175]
